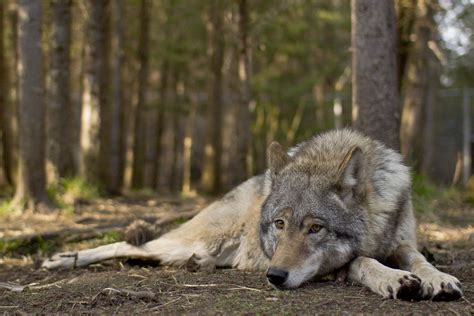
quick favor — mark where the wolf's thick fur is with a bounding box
[43,129,462,301]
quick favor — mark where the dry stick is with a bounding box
[226,285,263,292]
[149,297,182,311]
[92,287,155,301]
[0,279,67,292]
[462,296,473,306]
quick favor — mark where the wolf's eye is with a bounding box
[274,219,285,230]
[309,224,322,234]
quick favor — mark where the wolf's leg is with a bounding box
[392,244,463,301]
[42,237,215,270]
[347,256,422,300]
[42,242,153,269]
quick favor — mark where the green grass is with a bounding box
[100,230,121,243]
[411,173,465,214]
[0,199,15,217]
[47,177,102,211]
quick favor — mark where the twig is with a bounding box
[0,279,66,292]
[447,307,461,316]
[227,285,263,292]
[179,283,219,287]
[461,296,473,306]
[92,287,155,301]
[149,297,182,311]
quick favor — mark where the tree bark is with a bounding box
[107,0,125,194]
[0,0,5,185]
[396,0,417,92]
[13,0,51,211]
[400,0,435,161]
[201,0,225,194]
[48,0,74,182]
[351,0,400,151]
[80,0,110,184]
[1,3,19,187]
[234,0,252,185]
[131,0,150,189]
[157,69,177,193]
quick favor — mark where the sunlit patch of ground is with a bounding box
[418,223,474,243]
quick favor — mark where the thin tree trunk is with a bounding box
[155,61,169,191]
[80,0,110,184]
[107,0,125,194]
[172,77,185,192]
[201,0,224,194]
[13,0,51,211]
[351,0,400,151]
[157,69,177,193]
[396,0,417,92]
[69,0,86,176]
[131,0,149,189]
[0,0,5,185]
[48,0,74,182]
[235,0,252,184]
[400,0,434,161]
[182,96,197,195]
[420,50,440,177]
[462,89,471,186]
[1,3,19,186]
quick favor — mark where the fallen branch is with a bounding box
[2,209,201,254]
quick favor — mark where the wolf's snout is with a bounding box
[266,268,288,286]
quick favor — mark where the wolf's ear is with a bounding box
[267,142,290,176]
[336,146,364,201]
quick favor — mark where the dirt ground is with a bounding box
[0,196,473,314]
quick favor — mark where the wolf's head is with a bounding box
[259,141,366,289]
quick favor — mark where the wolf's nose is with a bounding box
[267,268,288,286]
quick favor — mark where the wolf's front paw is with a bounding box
[185,253,216,273]
[383,273,422,301]
[42,252,78,269]
[421,271,462,301]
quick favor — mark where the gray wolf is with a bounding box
[43,129,463,301]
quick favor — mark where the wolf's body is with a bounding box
[43,129,462,301]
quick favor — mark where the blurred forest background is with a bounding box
[0,0,473,212]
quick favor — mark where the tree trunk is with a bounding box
[0,0,5,185]
[400,0,434,161]
[420,47,440,177]
[182,96,197,195]
[13,0,51,211]
[235,0,252,185]
[462,89,471,186]
[155,61,170,192]
[48,0,74,182]
[351,0,400,151]
[201,0,225,194]
[1,3,19,187]
[396,0,417,92]
[107,0,125,194]
[157,69,177,193]
[131,0,149,189]
[172,78,185,192]
[80,0,110,184]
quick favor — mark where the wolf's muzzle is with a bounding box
[266,268,288,286]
